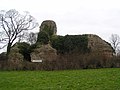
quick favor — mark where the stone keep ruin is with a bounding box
[31,20,57,62]
[40,20,57,35]
[9,20,114,63]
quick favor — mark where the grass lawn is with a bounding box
[0,68,120,90]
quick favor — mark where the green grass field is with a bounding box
[0,68,120,90]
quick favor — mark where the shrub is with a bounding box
[37,31,50,44]
[51,35,90,54]
[0,52,7,61]
[17,42,31,61]
[42,24,55,38]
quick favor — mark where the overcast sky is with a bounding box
[0,0,120,42]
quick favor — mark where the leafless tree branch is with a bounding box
[0,9,38,54]
[110,34,120,55]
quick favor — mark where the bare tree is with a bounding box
[18,32,37,45]
[17,31,26,42]
[110,34,120,55]
[26,32,37,45]
[0,9,38,55]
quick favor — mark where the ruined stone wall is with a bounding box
[87,34,113,58]
[31,44,57,62]
[8,43,24,69]
[8,20,114,63]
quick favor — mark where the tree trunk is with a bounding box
[7,43,12,56]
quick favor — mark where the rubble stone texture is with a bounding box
[39,20,57,35]
[31,44,57,62]
[87,34,113,58]
[8,43,23,69]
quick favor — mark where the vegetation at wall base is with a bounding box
[0,53,120,70]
